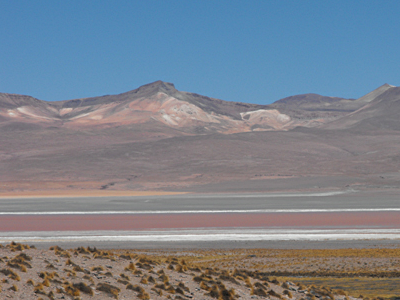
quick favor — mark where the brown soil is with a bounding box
[3,242,395,300]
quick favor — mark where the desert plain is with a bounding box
[1,81,400,298]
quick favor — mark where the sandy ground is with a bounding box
[0,242,383,300]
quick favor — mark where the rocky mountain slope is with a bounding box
[0,81,288,134]
[1,81,400,192]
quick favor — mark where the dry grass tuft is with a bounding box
[159,274,170,284]
[283,289,293,298]
[166,286,176,294]
[126,284,144,293]
[151,287,163,296]
[119,253,134,260]
[73,282,94,295]
[65,284,81,297]
[9,284,18,291]
[178,281,190,292]
[117,279,130,285]
[148,275,156,283]
[268,289,282,299]
[271,278,280,285]
[34,282,44,291]
[219,272,240,285]
[75,246,90,254]
[176,263,188,273]
[83,274,94,284]
[7,241,30,251]
[7,261,27,272]
[245,277,253,288]
[7,253,32,270]
[252,286,267,297]
[65,258,77,266]
[14,252,31,261]
[97,282,120,299]
[335,289,348,296]
[42,278,51,287]
[105,271,113,277]
[200,281,210,291]
[49,245,63,251]
[207,284,219,298]
[72,265,86,273]
[254,281,267,289]
[219,287,236,300]
[91,265,104,272]
[154,283,166,290]
[124,262,136,271]
[47,290,55,300]
[140,276,149,284]
[46,263,57,269]
[0,268,20,281]
[93,250,113,260]
[138,291,150,299]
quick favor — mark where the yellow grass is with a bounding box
[1,243,399,299]
[277,276,400,299]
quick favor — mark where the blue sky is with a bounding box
[1,1,399,104]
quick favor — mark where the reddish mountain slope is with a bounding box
[1,81,400,192]
[0,81,293,134]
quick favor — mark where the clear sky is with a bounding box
[1,1,399,104]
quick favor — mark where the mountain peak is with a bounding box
[382,83,395,88]
[129,80,177,96]
[354,83,395,105]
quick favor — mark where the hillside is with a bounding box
[1,81,400,192]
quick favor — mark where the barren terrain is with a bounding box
[1,81,400,193]
[1,81,400,298]
[0,242,399,299]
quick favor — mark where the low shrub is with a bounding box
[73,282,94,295]
[97,283,120,299]
[127,284,144,293]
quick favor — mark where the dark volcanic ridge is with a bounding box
[1,81,400,192]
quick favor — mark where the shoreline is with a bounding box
[2,239,400,250]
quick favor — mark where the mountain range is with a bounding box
[1,81,400,192]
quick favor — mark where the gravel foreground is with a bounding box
[2,242,398,300]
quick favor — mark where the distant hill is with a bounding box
[0,80,383,134]
[1,81,400,193]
